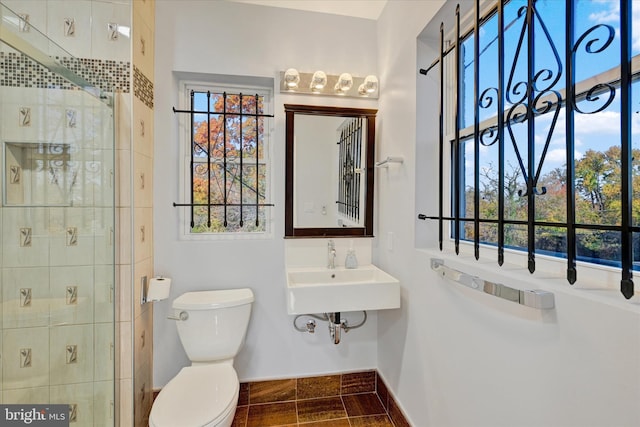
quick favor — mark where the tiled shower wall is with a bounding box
[1,0,155,426]
[131,0,155,426]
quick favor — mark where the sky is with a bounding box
[458,0,640,186]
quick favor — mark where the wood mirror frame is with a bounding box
[285,104,377,238]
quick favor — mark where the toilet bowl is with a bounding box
[149,364,238,427]
[149,288,254,427]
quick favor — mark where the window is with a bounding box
[337,117,364,225]
[175,82,273,236]
[420,0,639,298]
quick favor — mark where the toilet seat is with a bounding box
[149,364,239,427]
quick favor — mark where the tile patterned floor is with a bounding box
[233,392,395,426]
[231,371,410,427]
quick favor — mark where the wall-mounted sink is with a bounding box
[286,264,400,314]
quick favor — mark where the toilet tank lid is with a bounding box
[173,288,254,310]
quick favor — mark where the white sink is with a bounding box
[286,264,400,314]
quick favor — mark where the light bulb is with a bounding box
[334,73,353,93]
[310,70,327,91]
[363,75,378,93]
[283,68,300,89]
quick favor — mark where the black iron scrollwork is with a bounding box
[573,24,616,114]
[478,87,500,147]
[421,0,634,298]
[505,6,530,105]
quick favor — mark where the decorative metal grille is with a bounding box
[419,0,638,299]
[173,91,274,232]
[337,117,364,224]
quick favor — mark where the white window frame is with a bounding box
[177,80,273,240]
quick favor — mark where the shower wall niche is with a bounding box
[4,142,76,206]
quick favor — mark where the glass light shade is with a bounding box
[284,68,300,89]
[363,75,378,93]
[310,70,327,90]
[335,73,353,93]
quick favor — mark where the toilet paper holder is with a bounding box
[141,276,172,304]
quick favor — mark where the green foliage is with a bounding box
[464,145,640,263]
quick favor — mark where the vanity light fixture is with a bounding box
[334,73,353,94]
[283,68,300,89]
[279,70,379,99]
[310,70,327,91]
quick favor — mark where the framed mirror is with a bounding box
[285,104,377,237]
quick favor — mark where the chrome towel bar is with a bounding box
[375,156,404,168]
[431,258,555,309]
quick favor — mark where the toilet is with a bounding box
[149,288,254,427]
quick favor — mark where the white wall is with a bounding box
[155,2,640,425]
[153,1,381,387]
[375,1,640,427]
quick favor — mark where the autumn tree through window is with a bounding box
[174,85,273,235]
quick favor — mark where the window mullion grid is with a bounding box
[620,0,634,299]
[565,0,577,284]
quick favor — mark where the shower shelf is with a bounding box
[3,141,76,207]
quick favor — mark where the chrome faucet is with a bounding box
[328,240,336,269]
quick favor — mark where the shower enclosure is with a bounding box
[0,4,115,425]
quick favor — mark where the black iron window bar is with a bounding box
[173,91,274,229]
[418,0,637,299]
[337,117,363,223]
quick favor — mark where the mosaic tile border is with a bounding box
[134,66,154,109]
[0,51,130,93]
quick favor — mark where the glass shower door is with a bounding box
[0,3,116,425]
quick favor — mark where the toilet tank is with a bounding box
[172,288,254,363]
